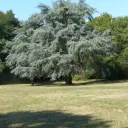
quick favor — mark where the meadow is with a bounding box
[0,80,128,128]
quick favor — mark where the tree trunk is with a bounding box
[31,79,34,86]
[65,73,72,85]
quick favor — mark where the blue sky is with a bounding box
[0,0,128,20]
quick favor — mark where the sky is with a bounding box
[0,0,128,21]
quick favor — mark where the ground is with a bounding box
[0,80,128,128]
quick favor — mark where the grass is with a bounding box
[0,80,128,128]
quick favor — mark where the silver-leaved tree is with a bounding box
[6,0,114,85]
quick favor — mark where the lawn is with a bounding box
[0,80,128,128]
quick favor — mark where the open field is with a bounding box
[0,80,128,128]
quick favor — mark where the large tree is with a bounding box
[6,0,114,85]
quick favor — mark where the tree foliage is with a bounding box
[6,0,114,84]
[0,10,19,75]
[0,39,6,72]
[89,13,128,79]
[88,13,112,32]
[0,10,19,40]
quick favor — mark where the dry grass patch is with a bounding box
[0,80,128,128]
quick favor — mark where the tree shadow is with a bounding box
[72,80,105,86]
[73,79,128,86]
[1,78,127,87]
[34,79,128,87]
[0,110,112,128]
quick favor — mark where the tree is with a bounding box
[111,17,128,53]
[88,13,112,32]
[0,10,19,83]
[6,0,114,85]
[118,47,128,77]
[0,10,19,40]
[89,14,128,79]
[89,14,128,52]
[0,10,19,71]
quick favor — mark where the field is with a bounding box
[0,80,128,128]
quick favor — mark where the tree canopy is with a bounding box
[6,0,114,85]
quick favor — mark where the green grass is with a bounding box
[0,80,128,128]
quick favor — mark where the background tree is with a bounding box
[88,13,128,79]
[0,10,19,83]
[88,13,112,32]
[0,10,19,40]
[6,0,114,85]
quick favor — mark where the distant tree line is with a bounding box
[0,0,128,85]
